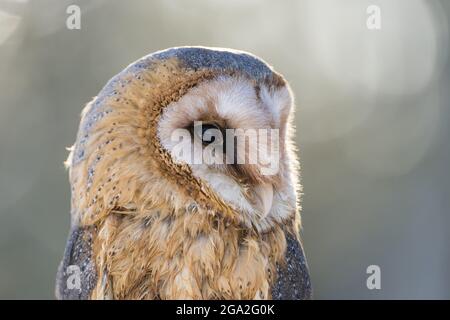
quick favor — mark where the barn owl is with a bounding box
[56,47,312,300]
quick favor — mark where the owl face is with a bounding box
[157,74,297,228]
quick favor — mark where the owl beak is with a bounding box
[253,183,273,219]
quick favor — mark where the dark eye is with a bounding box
[192,122,222,145]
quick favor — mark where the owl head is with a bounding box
[68,47,300,233]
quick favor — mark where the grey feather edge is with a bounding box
[55,226,97,300]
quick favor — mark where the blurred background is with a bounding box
[0,0,449,299]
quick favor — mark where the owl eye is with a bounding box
[191,122,222,145]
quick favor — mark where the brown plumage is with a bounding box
[56,47,312,300]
